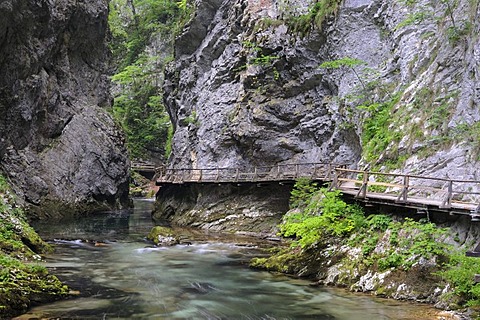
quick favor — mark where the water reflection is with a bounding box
[18,199,441,319]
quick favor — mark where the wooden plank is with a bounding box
[466,251,480,257]
[367,181,403,188]
[338,178,362,184]
[408,185,446,193]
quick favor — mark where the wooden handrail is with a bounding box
[335,167,480,184]
[156,162,480,214]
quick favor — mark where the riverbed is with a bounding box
[16,199,447,319]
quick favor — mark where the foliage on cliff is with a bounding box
[0,175,68,318]
[108,0,192,160]
[251,179,480,309]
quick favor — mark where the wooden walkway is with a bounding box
[131,161,158,180]
[131,161,157,172]
[155,162,480,218]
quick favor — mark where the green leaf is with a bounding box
[319,57,367,69]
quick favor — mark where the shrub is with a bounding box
[438,251,480,307]
[281,189,365,248]
[289,178,319,209]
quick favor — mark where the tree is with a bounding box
[108,0,193,160]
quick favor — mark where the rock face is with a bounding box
[0,0,130,218]
[156,0,480,229]
[166,0,480,175]
[154,183,291,235]
[165,0,362,169]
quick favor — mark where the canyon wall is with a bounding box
[0,0,130,218]
[155,0,480,231]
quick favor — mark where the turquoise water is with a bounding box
[16,199,440,319]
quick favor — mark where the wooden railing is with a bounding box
[131,161,157,172]
[157,163,343,184]
[156,163,480,214]
[332,168,480,213]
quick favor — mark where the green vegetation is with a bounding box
[182,110,199,126]
[319,57,368,91]
[394,11,432,31]
[108,0,193,160]
[252,180,480,308]
[0,174,68,318]
[359,217,449,271]
[438,252,480,307]
[289,177,319,208]
[285,0,343,37]
[395,0,473,44]
[359,92,403,165]
[237,41,281,81]
[319,57,405,169]
[282,188,364,248]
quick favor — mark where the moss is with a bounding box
[250,249,301,273]
[252,187,461,303]
[148,226,175,240]
[0,254,69,318]
[147,226,180,245]
[285,0,342,37]
[0,173,69,318]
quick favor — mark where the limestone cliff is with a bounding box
[166,0,479,176]
[164,0,362,169]
[0,0,130,218]
[155,0,480,230]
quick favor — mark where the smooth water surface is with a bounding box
[17,199,442,319]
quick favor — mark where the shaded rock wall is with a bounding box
[0,0,130,218]
[154,183,292,235]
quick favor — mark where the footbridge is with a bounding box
[156,162,480,219]
[131,161,158,180]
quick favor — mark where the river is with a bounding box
[16,199,445,319]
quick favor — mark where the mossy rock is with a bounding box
[0,174,68,318]
[147,226,180,246]
[250,248,304,274]
[130,187,145,198]
[0,253,69,318]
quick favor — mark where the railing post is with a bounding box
[326,163,332,180]
[295,164,299,179]
[330,169,338,191]
[397,175,409,203]
[254,167,258,181]
[356,171,368,198]
[216,168,220,182]
[235,168,239,182]
[199,169,203,182]
[441,180,453,208]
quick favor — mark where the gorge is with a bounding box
[1,0,480,318]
